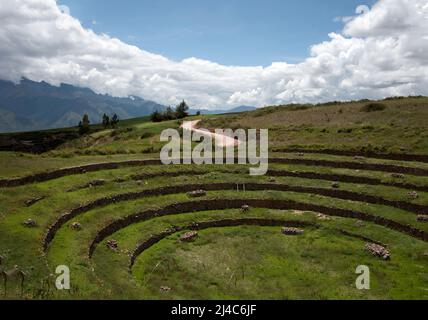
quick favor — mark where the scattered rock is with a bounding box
[417,215,428,223]
[106,239,118,250]
[291,210,304,216]
[168,225,180,232]
[282,227,304,236]
[240,205,250,213]
[180,231,198,242]
[22,219,37,228]
[365,243,390,260]
[87,179,107,188]
[391,173,405,179]
[160,286,171,292]
[268,177,276,183]
[354,156,366,161]
[331,182,340,189]
[25,197,44,207]
[70,222,82,231]
[316,213,331,221]
[297,153,305,157]
[187,190,206,198]
[355,220,365,228]
[408,191,419,200]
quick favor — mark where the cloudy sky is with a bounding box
[0,0,427,109]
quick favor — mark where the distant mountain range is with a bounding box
[0,78,166,132]
[0,78,257,133]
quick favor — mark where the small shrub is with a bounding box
[140,132,154,140]
[141,146,155,154]
[361,103,386,112]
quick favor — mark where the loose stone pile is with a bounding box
[106,239,118,250]
[365,243,390,260]
[408,191,419,200]
[316,213,331,221]
[179,231,198,242]
[331,182,340,189]
[417,215,428,223]
[392,173,405,179]
[70,222,82,231]
[355,220,365,228]
[282,227,304,235]
[187,190,207,198]
[23,219,37,228]
[240,205,251,213]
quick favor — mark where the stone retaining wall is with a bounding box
[88,198,428,258]
[42,182,427,252]
[3,156,428,188]
[273,148,428,163]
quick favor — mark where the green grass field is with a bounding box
[0,98,427,300]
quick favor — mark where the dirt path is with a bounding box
[181,120,240,147]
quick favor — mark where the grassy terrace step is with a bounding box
[41,180,428,252]
[38,190,428,262]
[4,167,425,224]
[273,148,428,163]
[87,198,428,258]
[44,189,428,282]
[130,168,428,192]
[3,164,428,209]
[3,155,428,187]
[2,169,426,245]
[2,164,428,225]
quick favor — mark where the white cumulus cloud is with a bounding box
[0,0,427,109]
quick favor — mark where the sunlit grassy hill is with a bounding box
[201,96,428,154]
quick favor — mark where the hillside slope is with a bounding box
[201,97,428,154]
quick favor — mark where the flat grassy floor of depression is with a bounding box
[132,225,428,300]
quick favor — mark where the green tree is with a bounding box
[164,106,176,120]
[150,110,163,122]
[78,114,90,135]
[102,113,110,128]
[111,113,119,128]
[175,100,189,119]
